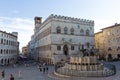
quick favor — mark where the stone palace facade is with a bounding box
[95,23,120,60]
[0,31,19,65]
[28,14,94,64]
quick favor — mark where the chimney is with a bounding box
[34,17,42,25]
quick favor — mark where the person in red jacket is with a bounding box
[9,74,14,80]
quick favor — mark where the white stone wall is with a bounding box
[29,14,94,63]
[0,31,19,65]
[38,35,51,46]
[51,21,94,36]
[51,19,94,60]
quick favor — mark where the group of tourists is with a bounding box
[37,63,49,73]
[1,70,14,80]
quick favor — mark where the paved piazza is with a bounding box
[0,64,55,80]
[0,61,120,80]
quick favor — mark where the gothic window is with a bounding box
[78,25,80,29]
[57,45,61,50]
[1,49,3,54]
[64,27,68,34]
[6,49,8,54]
[108,47,112,51]
[56,26,61,33]
[71,45,74,50]
[80,29,84,35]
[86,29,89,36]
[9,41,10,45]
[70,28,74,35]
[6,40,8,45]
[4,39,6,45]
[1,39,3,44]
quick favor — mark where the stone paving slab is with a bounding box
[0,65,56,80]
[0,61,120,80]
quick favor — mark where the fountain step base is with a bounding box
[56,67,114,77]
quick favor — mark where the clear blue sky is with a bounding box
[0,0,120,51]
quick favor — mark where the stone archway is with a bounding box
[63,44,69,56]
[108,54,112,61]
[10,58,13,64]
[5,59,7,65]
[8,59,10,64]
[1,59,3,64]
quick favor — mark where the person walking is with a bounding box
[39,66,42,72]
[43,67,45,73]
[19,70,22,78]
[46,66,49,73]
[9,74,14,80]
[1,70,5,80]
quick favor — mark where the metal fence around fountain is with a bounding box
[54,62,116,77]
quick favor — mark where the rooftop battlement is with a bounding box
[48,14,94,25]
[35,14,94,31]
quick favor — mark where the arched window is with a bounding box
[64,27,68,34]
[4,49,5,54]
[1,49,3,54]
[4,39,6,45]
[5,59,7,64]
[80,29,84,35]
[1,59,3,64]
[86,29,89,36]
[56,26,61,33]
[70,28,74,35]
[6,40,8,45]
[1,39,3,44]
[8,59,10,64]
[6,49,8,54]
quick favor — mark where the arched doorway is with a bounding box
[108,54,112,61]
[8,59,9,64]
[1,59,3,64]
[63,44,69,56]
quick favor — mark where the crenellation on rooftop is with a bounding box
[38,14,94,29]
[50,14,94,24]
